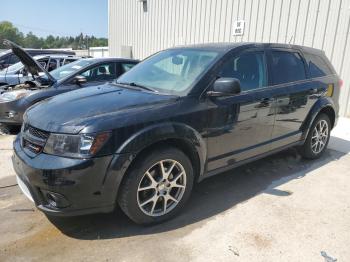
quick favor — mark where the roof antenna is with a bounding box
[288,35,293,44]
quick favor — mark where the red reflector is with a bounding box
[339,79,344,88]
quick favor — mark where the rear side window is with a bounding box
[219,52,267,91]
[48,59,58,71]
[121,63,136,73]
[270,51,306,85]
[305,54,332,78]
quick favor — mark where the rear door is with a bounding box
[206,48,276,172]
[267,48,318,149]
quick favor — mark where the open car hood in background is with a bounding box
[3,40,56,84]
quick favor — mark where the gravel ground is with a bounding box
[0,118,349,262]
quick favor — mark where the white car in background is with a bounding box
[0,54,81,86]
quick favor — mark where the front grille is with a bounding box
[26,125,50,140]
[21,123,50,154]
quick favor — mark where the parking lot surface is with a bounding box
[0,118,349,262]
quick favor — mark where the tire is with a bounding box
[118,147,194,225]
[299,113,331,159]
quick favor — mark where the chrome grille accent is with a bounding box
[27,125,50,140]
[21,123,50,154]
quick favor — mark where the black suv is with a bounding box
[12,43,340,225]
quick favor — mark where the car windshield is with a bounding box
[117,49,219,95]
[50,59,94,80]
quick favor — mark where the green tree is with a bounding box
[0,21,108,50]
[23,32,44,48]
[0,21,24,48]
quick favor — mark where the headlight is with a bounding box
[0,90,28,102]
[43,131,111,158]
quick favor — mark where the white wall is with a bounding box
[72,47,109,58]
[89,47,109,58]
[109,0,350,117]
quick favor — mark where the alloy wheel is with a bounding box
[137,159,187,217]
[311,119,329,154]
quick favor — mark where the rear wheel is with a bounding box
[118,147,194,225]
[299,113,331,159]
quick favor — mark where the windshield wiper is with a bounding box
[116,81,157,92]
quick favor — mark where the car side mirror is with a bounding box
[73,75,87,86]
[207,77,241,97]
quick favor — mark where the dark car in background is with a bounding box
[0,54,81,86]
[0,41,138,133]
[12,43,340,225]
[0,48,75,70]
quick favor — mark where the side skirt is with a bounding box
[198,140,303,182]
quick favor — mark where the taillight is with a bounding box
[339,79,343,88]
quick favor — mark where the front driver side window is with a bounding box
[219,52,266,92]
[80,63,117,82]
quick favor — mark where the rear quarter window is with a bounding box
[304,53,333,78]
[121,63,137,73]
[269,51,306,85]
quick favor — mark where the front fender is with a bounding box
[117,122,207,176]
[301,97,336,140]
[102,123,207,203]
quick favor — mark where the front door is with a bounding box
[206,49,275,172]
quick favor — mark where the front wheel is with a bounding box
[118,147,194,225]
[299,113,331,159]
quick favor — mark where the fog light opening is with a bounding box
[46,193,58,208]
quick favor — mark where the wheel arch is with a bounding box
[301,97,337,140]
[116,122,206,178]
[104,122,207,205]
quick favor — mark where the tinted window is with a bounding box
[38,58,49,70]
[270,51,306,85]
[305,54,332,78]
[121,63,136,73]
[48,59,58,71]
[80,62,117,82]
[219,52,266,91]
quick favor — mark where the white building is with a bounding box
[109,0,350,116]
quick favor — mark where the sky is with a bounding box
[1,0,108,38]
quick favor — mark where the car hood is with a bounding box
[3,40,55,83]
[26,83,178,133]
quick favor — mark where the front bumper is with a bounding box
[12,135,125,216]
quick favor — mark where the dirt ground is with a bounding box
[0,119,349,262]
